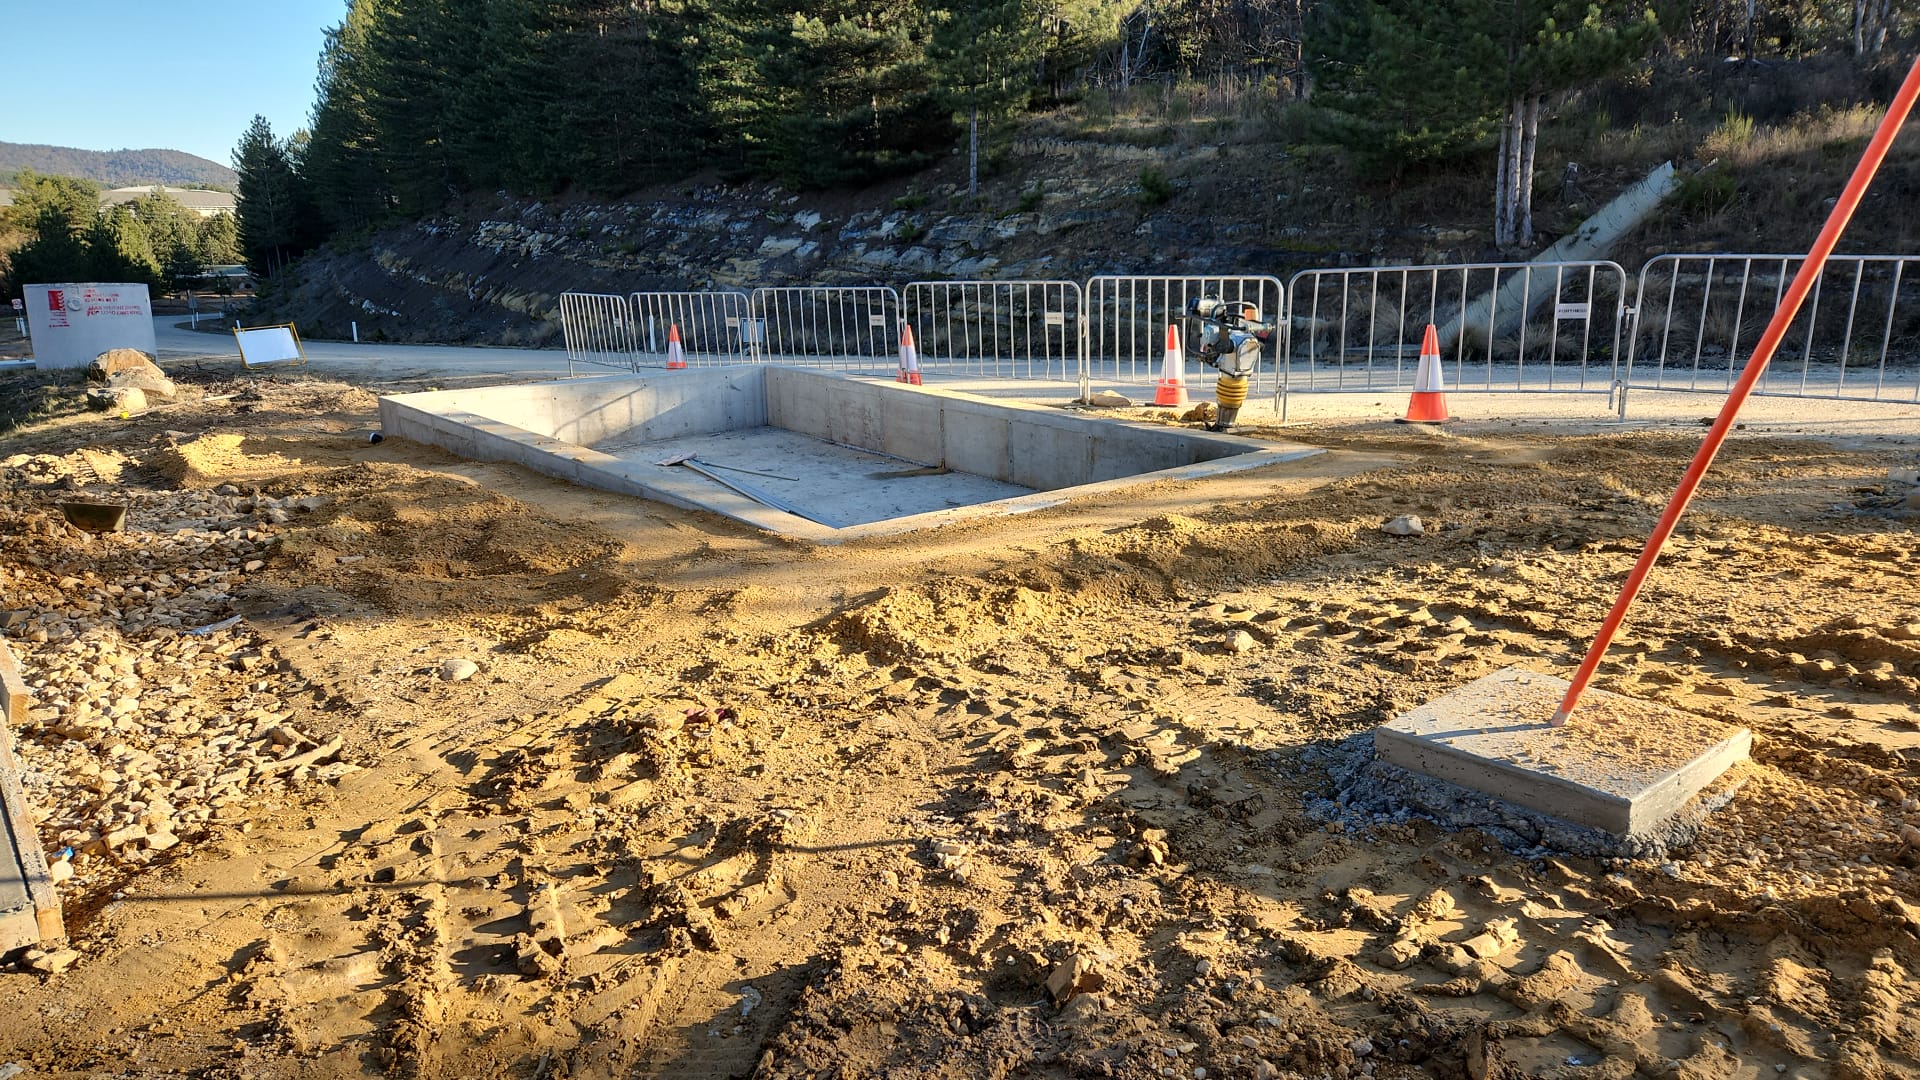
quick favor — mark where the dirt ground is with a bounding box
[1,359,1918,1080]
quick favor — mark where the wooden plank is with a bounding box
[1,639,63,950]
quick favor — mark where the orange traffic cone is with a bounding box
[1398,324,1451,423]
[666,323,688,370]
[1153,325,1189,407]
[896,325,923,385]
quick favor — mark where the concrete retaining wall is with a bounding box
[383,368,766,447]
[763,367,1248,488]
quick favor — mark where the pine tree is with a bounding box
[1309,0,1659,249]
[706,0,945,188]
[305,0,392,231]
[86,204,163,287]
[233,116,305,275]
[364,0,465,215]
[197,212,242,266]
[541,1,710,194]
[929,0,1043,197]
[3,172,100,287]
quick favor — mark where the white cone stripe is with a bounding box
[1160,336,1185,385]
[1413,353,1446,393]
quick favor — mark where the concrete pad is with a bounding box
[2,640,64,952]
[1373,666,1751,837]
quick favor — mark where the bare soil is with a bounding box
[1,362,1917,1079]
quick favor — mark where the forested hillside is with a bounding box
[224,0,1911,275]
[0,143,236,190]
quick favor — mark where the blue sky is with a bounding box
[1,0,343,166]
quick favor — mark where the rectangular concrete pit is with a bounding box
[380,367,1322,541]
[2,640,64,953]
[1374,666,1752,837]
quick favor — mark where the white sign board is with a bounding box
[23,283,156,369]
[233,324,306,367]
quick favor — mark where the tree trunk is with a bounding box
[1517,94,1541,248]
[1494,96,1527,249]
[1493,106,1511,248]
[968,105,980,199]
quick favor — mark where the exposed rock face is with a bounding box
[243,136,1378,348]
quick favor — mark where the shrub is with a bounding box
[1137,166,1173,207]
[1673,170,1739,216]
[1702,108,1755,160]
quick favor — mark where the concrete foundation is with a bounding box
[1374,666,1751,838]
[379,367,1322,541]
[2,640,64,953]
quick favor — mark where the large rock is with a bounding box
[85,386,148,413]
[86,348,162,384]
[87,349,176,403]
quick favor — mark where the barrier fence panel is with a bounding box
[1281,262,1629,400]
[1085,275,1285,388]
[750,286,902,371]
[1625,254,1920,407]
[900,280,1085,382]
[631,290,756,366]
[558,292,639,374]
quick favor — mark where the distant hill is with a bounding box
[0,142,236,190]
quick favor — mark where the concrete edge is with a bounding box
[1623,728,1754,835]
[1,639,64,950]
[1372,725,1636,835]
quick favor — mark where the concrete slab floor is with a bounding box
[1373,666,1752,837]
[591,422,1036,526]
[593,426,1035,528]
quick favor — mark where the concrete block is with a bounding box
[1374,666,1751,837]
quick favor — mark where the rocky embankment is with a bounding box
[248,137,1424,347]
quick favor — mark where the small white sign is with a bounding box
[234,324,307,367]
[867,313,887,328]
[1044,311,1066,326]
[1555,302,1591,321]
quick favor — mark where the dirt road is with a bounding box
[1,359,1917,1079]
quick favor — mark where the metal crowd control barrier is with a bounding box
[1280,262,1628,413]
[1084,275,1286,393]
[900,280,1085,384]
[631,290,757,366]
[1623,254,1920,414]
[749,286,902,371]
[558,292,638,375]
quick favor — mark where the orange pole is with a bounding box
[1552,53,1920,727]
